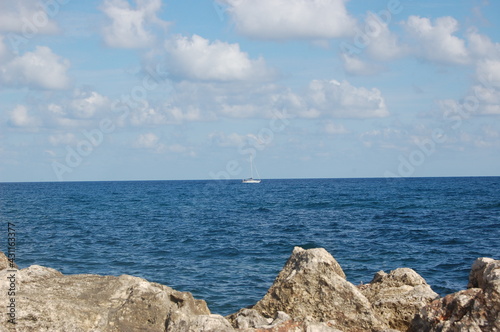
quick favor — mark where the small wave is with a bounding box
[476,202,500,209]
[294,201,334,209]
[297,241,322,249]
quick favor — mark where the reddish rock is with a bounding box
[409,258,500,332]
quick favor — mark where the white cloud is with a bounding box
[168,144,189,154]
[6,89,113,131]
[134,132,160,149]
[466,30,500,59]
[342,54,383,76]
[305,79,389,118]
[100,0,169,48]
[129,102,206,126]
[221,0,356,40]
[364,12,406,61]
[482,125,499,139]
[323,121,349,135]
[48,133,77,146]
[209,131,247,147]
[403,16,469,65]
[48,103,65,116]
[0,1,59,34]
[8,105,39,128]
[70,90,110,119]
[164,34,275,81]
[133,133,195,156]
[471,59,500,115]
[359,128,407,149]
[128,78,388,123]
[0,35,10,62]
[473,85,500,115]
[476,59,500,88]
[0,46,70,89]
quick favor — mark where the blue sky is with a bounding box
[1,0,499,182]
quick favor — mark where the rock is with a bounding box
[269,311,292,327]
[408,289,487,332]
[0,264,210,331]
[0,251,17,270]
[359,268,439,331]
[227,308,272,329]
[479,259,500,292]
[468,257,495,289]
[254,319,303,332]
[251,247,387,332]
[466,257,500,301]
[166,313,235,332]
[303,321,344,332]
[409,258,500,332]
[227,310,345,332]
[248,319,342,332]
[5,248,497,332]
[19,264,63,283]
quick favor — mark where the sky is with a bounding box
[1,0,499,182]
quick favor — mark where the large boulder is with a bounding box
[359,268,439,331]
[250,247,387,332]
[0,263,211,331]
[409,257,500,332]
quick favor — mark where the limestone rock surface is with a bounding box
[359,268,438,331]
[251,247,387,332]
[0,261,210,331]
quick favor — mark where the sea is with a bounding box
[1,177,499,316]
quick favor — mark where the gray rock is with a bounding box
[468,257,495,289]
[166,313,235,332]
[0,264,210,331]
[227,308,272,329]
[359,267,439,331]
[251,246,387,332]
[269,311,292,328]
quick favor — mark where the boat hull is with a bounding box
[242,178,261,183]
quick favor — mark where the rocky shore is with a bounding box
[1,247,498,331]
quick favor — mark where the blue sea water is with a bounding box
[1,177,499,316]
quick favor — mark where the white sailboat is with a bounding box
[242,156,261,183]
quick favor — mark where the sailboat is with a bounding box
[242,155,261,183]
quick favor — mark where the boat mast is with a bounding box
[250,155,254,179]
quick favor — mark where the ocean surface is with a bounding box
[1,177,499,315]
